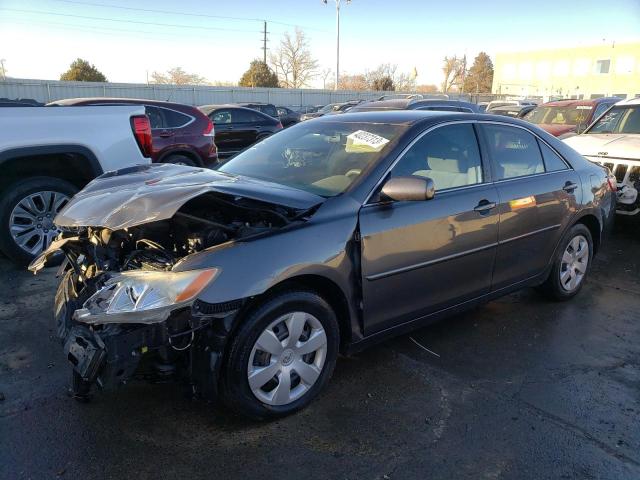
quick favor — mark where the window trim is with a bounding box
[476,121,573,182]
[364,119,574,205]
[364,120,490,205]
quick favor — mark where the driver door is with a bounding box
[358,123,500,335]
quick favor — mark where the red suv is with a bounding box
[523,97,621,137]
[48,98,217,166]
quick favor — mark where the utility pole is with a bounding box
[262,21,268,64]
[323,0,350,90]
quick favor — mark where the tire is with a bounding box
[221,290,339,419]
[162,154,198,167]
[0,176,77,265]
[539,223,593,301]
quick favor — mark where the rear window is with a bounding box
[260,105,278,117]
[161,108,192,128]
[524,105,593,126]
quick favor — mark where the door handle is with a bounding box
[474,200,497,213]
[563,181,578,193]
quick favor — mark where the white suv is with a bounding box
[564,98,640,216]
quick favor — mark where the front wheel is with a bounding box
[539,224,593,301]
[221,290,339,419]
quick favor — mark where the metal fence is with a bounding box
[0,78,507,108]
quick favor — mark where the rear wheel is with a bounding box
[0,176,77,265]
[221,290,339,419]
[539,224,593,301]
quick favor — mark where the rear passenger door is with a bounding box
[478,123,581,290]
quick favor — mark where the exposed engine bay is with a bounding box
[35,188,311,401]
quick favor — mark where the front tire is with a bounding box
[0,176,77,265]
[221,290,339,419]
[539,224,593,301]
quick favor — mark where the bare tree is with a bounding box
[270,28,318,88]
[337,74,368,91]
[365,64,416,92]
[321,68,333,89]
[441,56,465,93]
[150,67,207,85]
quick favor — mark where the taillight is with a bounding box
[276,122,283,130]
[203,118,214,136]
[131,115,152,158]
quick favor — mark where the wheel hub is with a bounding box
[281,348,295,366]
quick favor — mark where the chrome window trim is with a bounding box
[363,119,575,206]
[478,120,572,173]
[363,120,483,205]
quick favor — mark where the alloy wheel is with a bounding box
[247,311,328,406]
[9,191,70,256]
[560,235,589,292]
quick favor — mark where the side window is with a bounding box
[591,102,611,121]
[263,105,278,117]
[231,109,254,123]
[211,110,232,124]
[145,106,165,129]
[390,123,483,190]
[538,141,568,172]
[277,108,287,117]
[483,125,544,180]
[161,108,192,128]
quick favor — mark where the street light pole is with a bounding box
[323,0,349,90]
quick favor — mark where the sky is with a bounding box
[0,0,639,88]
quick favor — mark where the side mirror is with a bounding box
[380,176,435,202]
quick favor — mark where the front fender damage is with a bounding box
[33,166,323,402]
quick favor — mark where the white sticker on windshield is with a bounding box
[576,106,592,110]
[346,130,390,153]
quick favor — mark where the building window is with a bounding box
[595,59,611,74]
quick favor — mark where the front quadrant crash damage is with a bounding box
[29,163,323,400]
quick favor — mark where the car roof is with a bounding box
[47,97,195,109]
[614,97,640,106]
[543,97,621,107]
[352,98,479,111]
[490,104,531,112]
[236,102,275,106]
[198,104,273,116]
[312,109,527,127]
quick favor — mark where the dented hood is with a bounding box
[55,164,324,230]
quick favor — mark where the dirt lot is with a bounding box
[1,221,639,480]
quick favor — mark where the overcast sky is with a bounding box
[1,0,639,87]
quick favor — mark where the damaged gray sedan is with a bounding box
[30,111,615,418]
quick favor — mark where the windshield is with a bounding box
[524,105,592,126]
[218,121,407,196]
[319,104,339,114]
[587,106,640,134]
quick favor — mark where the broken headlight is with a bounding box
[74,268,219,324]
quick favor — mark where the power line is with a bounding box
[0,8,261,33]
[47,0,327,31]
